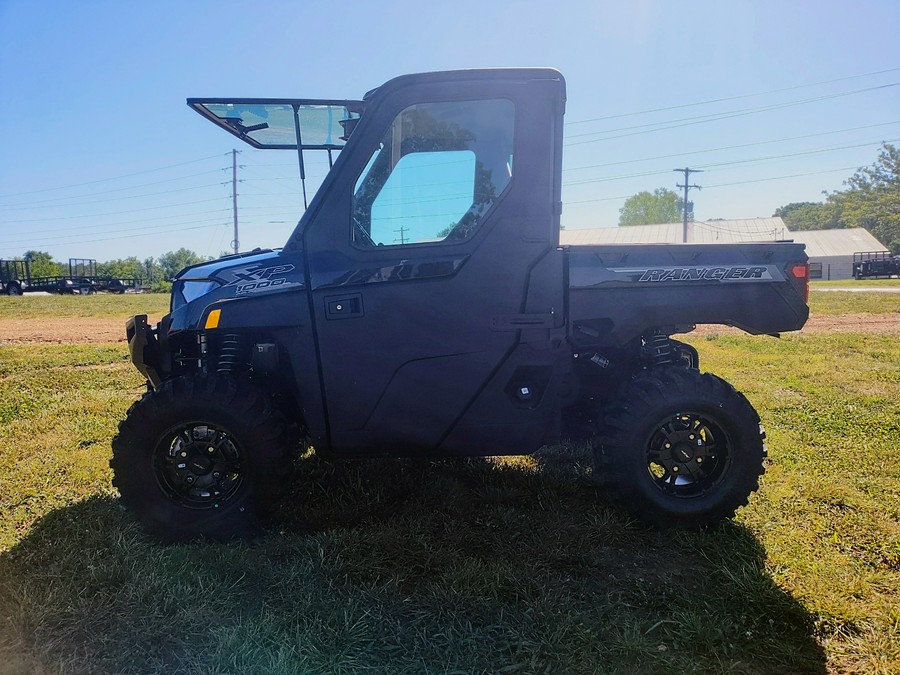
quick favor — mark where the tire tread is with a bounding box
[593,367,766,529]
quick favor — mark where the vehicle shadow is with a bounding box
[0,446,827,673]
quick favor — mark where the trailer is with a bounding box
[25,274,95,295]
[66,259,142,293]
[852,251,900,279]
[0,259,30,295]
[0,257,142,295]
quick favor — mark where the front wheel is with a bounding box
[593,368,766,529]
[111,375,295,541]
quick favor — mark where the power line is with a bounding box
[237,205,308,211]
[241,175,329,183]
[0,153,229,199]
[0,197,227,224]
[0,180,230,212]
[567,83,900,140]
[564,194,635,205]
[28,222,232,248]
[565,168,673,187]
[565,66,900,126]
[0,168,230,209]
[703,165,861,189]
[0,216,232,247]
[693,137,900,170]
[562,165,863,206]
[564,83,900,146]
[562,137,896,188]
[689,220,785,237]
[562,121,900,172]
[0,208,233,239]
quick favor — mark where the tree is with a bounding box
[23,250,64,277]
[619,188,684,226]
[158,248,206,280]
[143,257,163,285]
[773,143,900,253]
[773,201,841,231]
[831,143,900,253]
[96,256,144,279]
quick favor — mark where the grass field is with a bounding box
[0,293,169,320]
[812,279,900,288]
[809,289,900,316]
[1,294,898,673]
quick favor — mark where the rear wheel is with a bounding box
[593,368,765,529]
[5,283,22,296]
[111,375,295,541]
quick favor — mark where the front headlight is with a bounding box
[172,280,220,310]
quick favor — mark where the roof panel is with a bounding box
[559,218,889,257]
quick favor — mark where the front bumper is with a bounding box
[126,314,163,389]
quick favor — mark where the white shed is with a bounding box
[559,218,888,281]
[791,228,889,280]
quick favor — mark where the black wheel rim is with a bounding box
[154,422,245,509]
[645,412,732,498]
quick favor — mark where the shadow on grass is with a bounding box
[0,446,826,674]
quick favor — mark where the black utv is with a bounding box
[112,69,809,541]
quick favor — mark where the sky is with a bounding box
[1,0,898,263]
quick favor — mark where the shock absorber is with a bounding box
[216,334,244,374]
[642,332,674,366]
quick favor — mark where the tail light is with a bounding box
[790,262,810,303]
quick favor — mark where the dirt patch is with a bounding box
[1,312,898,345]
[693,312,900,337]
[0,318,128,344]
[802,312,900,334]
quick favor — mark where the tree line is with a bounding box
[617,142,900,254]
[15,248,212,292]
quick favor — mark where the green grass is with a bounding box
[1,299,898,672]
[809,290,900,316]
[0,293,168,320]
[812,279,900,288]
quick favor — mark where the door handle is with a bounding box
[325,293,364,319]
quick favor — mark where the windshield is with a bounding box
[188,99,364,149]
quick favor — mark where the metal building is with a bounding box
[560,217,888,280]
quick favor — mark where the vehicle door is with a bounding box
[301,71,565,456]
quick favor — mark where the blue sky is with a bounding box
[1,0,898,262]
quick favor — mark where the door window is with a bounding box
[352,99,514,247]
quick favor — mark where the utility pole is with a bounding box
[674,167,703,243]
[394,226,409,245]
[231,149,240,254]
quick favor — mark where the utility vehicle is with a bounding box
[112,69,809,541]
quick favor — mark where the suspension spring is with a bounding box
[217,334,244,374]
[643,333,674,366]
